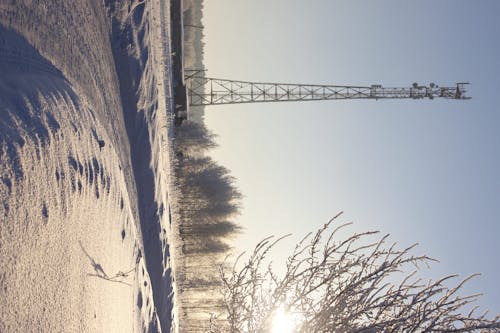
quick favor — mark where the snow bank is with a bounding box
[0,24,148,332]
[0,0,177,331]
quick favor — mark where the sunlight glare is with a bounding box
[271,306,296,333]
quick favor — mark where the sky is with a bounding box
[201,0,500,312]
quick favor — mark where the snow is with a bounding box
[0,0,178,332]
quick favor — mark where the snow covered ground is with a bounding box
[0,0,178,331]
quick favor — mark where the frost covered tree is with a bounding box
[177,156,240,220]
[172,117,242,332]
[208,213,500,333]
[175,119,217,155]
[175,154,241,255]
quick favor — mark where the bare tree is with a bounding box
[210,212,500,333]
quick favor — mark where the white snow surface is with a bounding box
[0,0,178,332]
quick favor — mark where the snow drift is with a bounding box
[0,0,177,331]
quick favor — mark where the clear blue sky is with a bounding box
[202,0,500,312]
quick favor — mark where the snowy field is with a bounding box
[0,0,178,331]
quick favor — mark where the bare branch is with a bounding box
[209,215,500,333]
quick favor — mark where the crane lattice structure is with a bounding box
[185,73,469,106]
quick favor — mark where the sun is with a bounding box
[271,306,297,333]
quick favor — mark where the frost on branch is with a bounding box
[210,213,500,333]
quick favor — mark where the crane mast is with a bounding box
[185,76,469,106]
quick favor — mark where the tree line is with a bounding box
[172,119,242,332]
